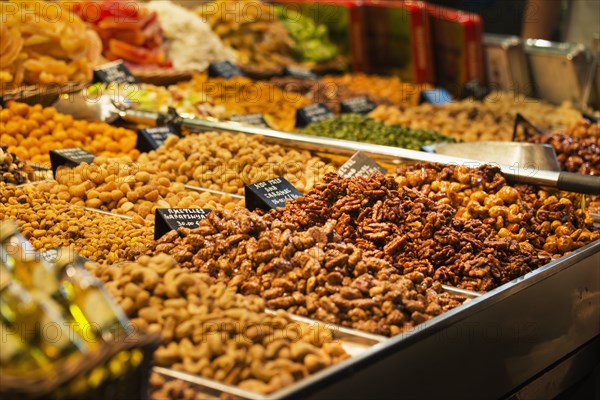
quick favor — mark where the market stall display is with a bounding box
[1,1,599,396]
[0,0,102,87]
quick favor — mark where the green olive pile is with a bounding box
[300,114,455,151]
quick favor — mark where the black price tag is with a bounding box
[295,103,334,128]
[136,126,177,152]
[208,61,244,80]
[419,88,453,104]
[154,208,212,240]
[284,65,318,80]
[340,96,376,114]
[338,151,387,178]
[93,60,138,84]
[245,177,303,211]
[49,148,96,177]
[229,113,271,129]
[0,96,5,108]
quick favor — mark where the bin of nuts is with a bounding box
[369,92,584,142]
[87,254,351,395]
[0,183,155,263]
[0,101,140,165]
[137,132,338,195]
[35,155,242,221]
[153,167,599,337]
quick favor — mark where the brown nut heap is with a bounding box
[88,254,349,394]
[0,145,32,184]
[36,156,241,220]
[0,183,154,263]
[155,185,467,336]
[528,119,600,175]
[394,163,599,261]
[137,132,337,195]
[369,93,583,142]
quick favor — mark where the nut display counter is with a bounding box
[2,105,599,398]
[1,0,599,395]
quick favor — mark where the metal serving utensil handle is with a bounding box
[557,172,600,195]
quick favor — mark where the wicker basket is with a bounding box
[0,332,160,400]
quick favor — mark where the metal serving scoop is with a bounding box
[433,141,562,172]
[52,90,600,195]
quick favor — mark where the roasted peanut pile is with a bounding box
[0,183,154,263]
[137,133,337,195]
[394,164,599,259]
[369,93,583,142]
[155,206,466,336]
[88,254,349,394]
[527,119,600,175]
[0,145,31,184]
[0,102,139,164]
[171,74,309,131]
[36,156,242,221]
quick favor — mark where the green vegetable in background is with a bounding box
[274,5,338,64]
[300,114,456,151]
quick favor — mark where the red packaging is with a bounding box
[272,1,365,72]
[360,1,434,83]
[426,4,485,95]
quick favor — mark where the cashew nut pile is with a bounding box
[87,254,349,394]
[137,132,337,195]
[0,183,154,263]
[150,373,215,400]
[36,155,242,221]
